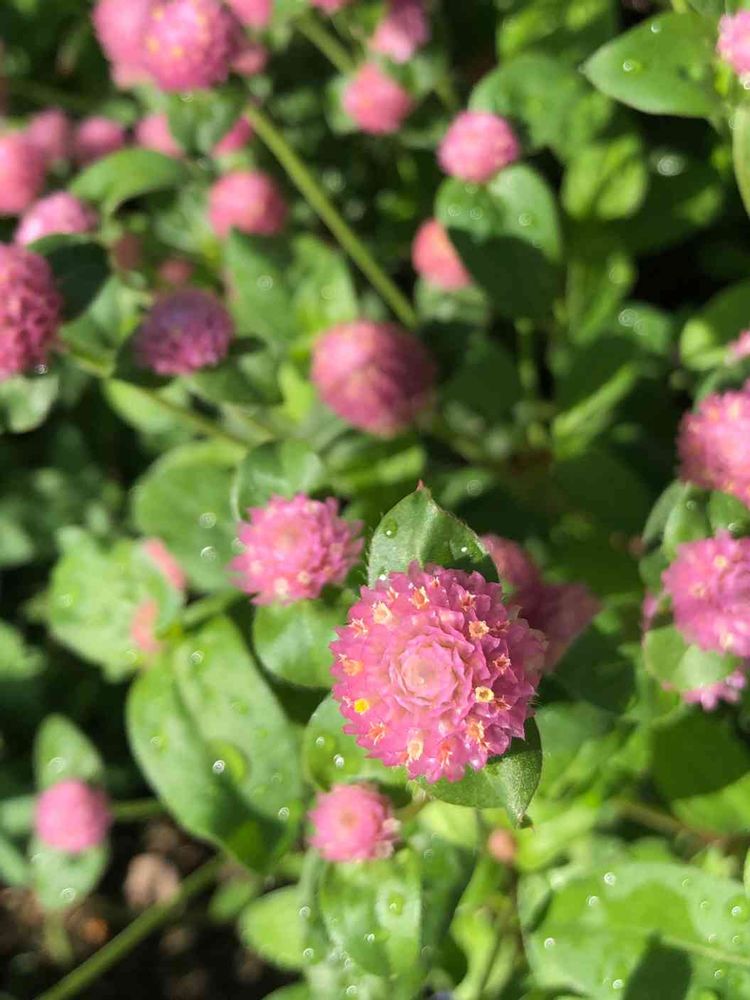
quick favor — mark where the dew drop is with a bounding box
[388,894,404,915]
[299,906,311,920]
[622,59,642,74]
[732,934,742,946]
[278,806,290,821]
[543,937,556,949]
[60,887,76,903]
[613,980,625,992]
[714,969,725,980]
[57,593,74,608]
[345,987,358,997]
[302,947,315,961]
[150,735,164,750]
[198,511,217,529]
[650,22,661,33]
[257,275,274,291]
[700,899,710,910]
[603,872,617,886]
[364,933,375,944]
[315,736,326,747]
[333,754,345,769]
[200,545,217,562]
[681,877,692,888]
[212,760,226,775]
[48,756,66,775]
[518,212,534,227]
[587,894,600,907]
[190,650,204,665]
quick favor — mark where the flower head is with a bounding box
[133,288,234,375]
[683,669,748,711]
[438,111,520,183]
[308,783,399,862]
[130,599,163,657]
[332,563,544,783]
[213,115,254,156]
[0,133,46,216]
[15,193,98,247]
[678,390,750,507]
[93,0,156,86]
[232,39,269,75]
[663,533,750,656]
[135,114,183,158]
[411,219,471,291]
[35,780,111,853]
[311,320,435,436]
[73,117,127,166]
[482,535,541,595]
[231,494,363,605]
[208,170,287,237]
[143,0,240,92]
[342,64,413,135]
[370,0,429,63]
[718,12,750,78]
[26,109,72,167]
[225,0,272,28]
[0,244,62,380]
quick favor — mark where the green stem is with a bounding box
[515,320,539,401]
[111,799,165,823]
[244,103,419,330]
[44,912,74,968]
[614,799,716,844]
[298,12,356,74]
[37,856,224,1000]
[182,590,244,628]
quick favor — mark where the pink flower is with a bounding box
[683,670,748,711]
[130,599,163,656]
[678,391,750,507]
[728,329,750,361]
[232,39,269,76]
[309,783,399,862]
[157,257,195,288]
[135,114,183,158]
[142,538,186,591]
[0,245,62,380]
[311,320,435,436]
[718,12,750,77]
[143,0,240,92]
[311,0,351,12]
[0,133,46,216]
[73,117,127,166]
[331,563,544,783]
[231,494,363,605]
[482,535,541,595]
[487,828,516,864]
[213,115,254,156]
[35,780,111,854]
[370,0,429,63]
[342,64,413,135]
[412,219,471,291]
[663,533,750,656]
[15,193,98,247]
[438,111,520,183]
[133,289,234,375]
[25,109,72,167]
[92,0,155,85]
[208,170,287,237]
[225,0,272,28]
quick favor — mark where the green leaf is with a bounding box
[583,13,719,118]
[239,886,306,971]
[166,89,244,155]
[127,616,302,870]
[734,104,750,219]
[0,374,58,434]
[427,719,542,825]
[708,491,750,536]
[223,232,296,344]
[643,481,686,546]
[644,625,739,694]
[37,237,109,321]
[662,485,711,560]
[681,279,750,370]
[33,714,105,789]
[289,235,358,339]
[70,149,188,213]
[30,838,109,912]
[0,833,29,888]
[367,486,496,587]
[553,446,651,534]
[498,0,617,67]
[231,440,326,518]
[562,135,648,221]
[254,594,348,689]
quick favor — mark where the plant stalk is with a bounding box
[298,12,356,74]
[111,798,165,822]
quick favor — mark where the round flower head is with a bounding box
[343,64,413,135]
[332,563,545,783]
[26,108,72,167]
[73,117,127,166]
[35,780,111,854]
[412,219,470,292]
[0,133,46,216]
[143,0,240,92]
[309,784,399,862]
[213,115,254,156]
[135,114,183,158]
[311,321,436,437]
[232,39,269,75]
[208,170,287,237]
[663,533,750,656]
[678,391,750,507]
[311,0,351,12]
[482,534,541,596]
[133,288,234,375]
[438,111,520,183]
[231,494,363,605]
[15,193,98,247]
[0,244,62,380]
[718,13,750,78]
[370,0,430,64]
[225,0,272,28]
[93,0,155,85]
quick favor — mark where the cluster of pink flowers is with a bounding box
[15,193,98,247]
[143,0,241,92]
[308,783,399,862]
[678,390,750,506]
[728,329,750,361]
[35,780,112,853]
[439,111,520,183]
[311,320,435,437]
[92,0,156,87]
[412,219,471,291]
[232,494,363,604]
[133,288,234,374]
[0,244,62,380]
[370,0,429,64]
[718,12,750,78]
[208,170,287,236]
[331,563,544,783]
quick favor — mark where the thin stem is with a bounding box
[43,912,74,968]
[244,103,419,330]
[298,12,356,74]
[182,590,244,628]
[37,856,224,1000]
[614,798,716,844]
[111,799,165,823]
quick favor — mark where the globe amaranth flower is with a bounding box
[93,0,155,86]
[412,219,471,291]
[232,39,269,76]
[311,320,436,437]
[35,780,112,853]
[370,0,429,64]
[663,533,750,656]
[135,114,184,158]
[208,170,287,237]
[143,0,240,92]
[25,108,72,167]
[718,12,750,78]
[133,288,234,375]
[213,115,254,156]
[678,390,750,507]
[0,244,62,380]
[225,0,272,28]
[73,117,127,166]
[438,111,520,184]
[0,133,46,216]
[15,193,98,247]
[332,563,545,783]
[308,783,399,862]
[231,494,363,605]
[342,64,413,135]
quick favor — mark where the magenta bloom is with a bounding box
[308,784,399,862]
[73,117,127,166]
[311,0,351,12]
[482,535,541,595]
[438,111,520,183]
[208,170,287,237]
[93,0,155,86]
[663,533,750,656]
[213,115,254,156]
[412,219,471,291]
[312,321,435,437]
[142,537,186,591]
[15,193,98,247]
[678,391,750,507]
[232,39,269,76]
[332,563,544,783]
[135,114,183,158]
[370,0,429,63]
[718,13,750,77]
[35,780,111,854]
[0,244,62,380]
[342,64,413,136]
[133,289,234,375]
[25,109,72,167]
[226,0,272,28]
[143,0,240,92]
[0,133,46,216]
[231,494,363,605]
